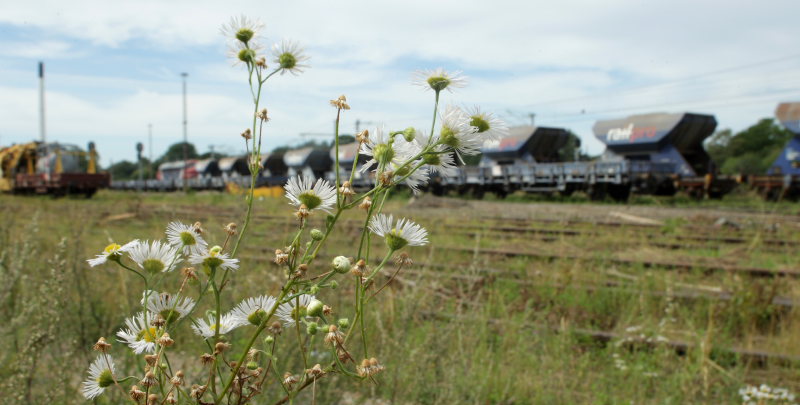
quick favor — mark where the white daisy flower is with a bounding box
[275,294,316,327]
[116,312,160,354]
[81,354,116,399]
[466,106,509,142]
[165,221,208,255]
[226,41,265,66]
[189,246,239,272]
[385,160,430,194]
[143,291,195,324]
[437,105,482,158]
[87,240,139,267]
[128,240,181,274]
[359,127,421,173]
[415,131,460,177]
[220,15,265,44]
[368,214,429,250]
[230,295,278,327]
[272,39,310,75]
[284,176,337,213]
[412,68,467,93]
[191,313,241,338]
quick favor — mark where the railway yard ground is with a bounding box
[2,190,800,403]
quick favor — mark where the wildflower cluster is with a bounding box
[80,15,506,404]
[739,384,798,404]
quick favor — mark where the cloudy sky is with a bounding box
[1,0,799,166]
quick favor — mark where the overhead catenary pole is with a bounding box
[181,72,188,192]
[39,61,47,157]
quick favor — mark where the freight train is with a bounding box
[112,102,800,202]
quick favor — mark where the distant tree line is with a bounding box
[706,118,794,175]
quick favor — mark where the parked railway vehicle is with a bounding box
[111,104,800,201]
[0,141,109,197]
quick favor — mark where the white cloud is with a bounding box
[1,0,799,164]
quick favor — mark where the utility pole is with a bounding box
[136,142,144,192]
[39,61,47,159]
[528,113,536,127]
[181,72,189,192]
[148,123,153,179]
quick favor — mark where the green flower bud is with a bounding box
[338,318,350,329]
[329,280,339,290]
[307,299,324,317]
[373,143,395,164]
[246,361,259,370]
[403,127,416,142]
[264,335,274,345]
[310,229,324,241]
[309,284,320,295]
[306,322,318,335]
[332,256,351,273]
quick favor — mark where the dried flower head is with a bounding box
[224,222,237,236]
[269,321,283,335]
[144,354,158,366]
[359,196,372,211]
[324,325,345,347]
[200,353,215,366]
[351,259,368,277]
[93,337,111,353]
[357,357,386,377]
[171,370,185,386]
[306,363,324,379]
[339,181,355,197]
[214,341,231,355]
[295,204,310,220]
[157,332,174,347]
[166,393,177,404]
[282,372,298,388]
[241,128,253,140]
[191,384,207,400]
[257,108,269,121]
[130,385,146,402]
[140,371,157,387]
[330,95,350,110]
[274,249,289,265]
[395,252,413,266]
[182,266,198,280]
[147,393,159,405]
[356,129,369,144]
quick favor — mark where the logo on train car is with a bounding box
[787,147,799,161]
[605,124,658,143]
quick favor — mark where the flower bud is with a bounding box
[310,229,324,241]
[307,299,324,317]
[338,318,350,329]
[329,280,339,289]
[309,284,320,294]
[247,361,259,370]
[306,322,318,335]
[264,335,275,345]
[332,256,351,273]
[403,127,416,142]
